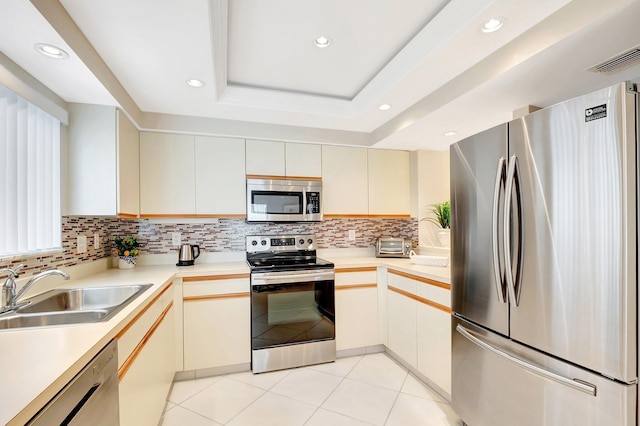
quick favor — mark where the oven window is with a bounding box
[251,280,335,350]
[251,191,303,215]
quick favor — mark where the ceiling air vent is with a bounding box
[587,46,640,75]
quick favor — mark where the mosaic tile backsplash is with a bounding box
[1,216,417,275]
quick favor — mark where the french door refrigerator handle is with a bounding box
[456,324,597,396]
[504,155,523,306]
[492,157,506,303]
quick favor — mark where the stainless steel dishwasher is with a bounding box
[27,339,119,425]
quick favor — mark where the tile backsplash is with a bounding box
[1,216,417,275]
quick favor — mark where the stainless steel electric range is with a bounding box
[246,234,335,374]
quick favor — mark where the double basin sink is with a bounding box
[0,284,152,330]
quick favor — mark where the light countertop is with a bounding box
[1,256,449,425]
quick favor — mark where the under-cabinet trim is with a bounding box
[183,292,250,302]
[336,283,377,291]
[336,267,377,273]
[118,301,173,382]
[388,285,452,314]
[183,273,250,282]
[324,214,411,219]
[245,174,322,181]
[138,214,246,219]
[388,269,451,290]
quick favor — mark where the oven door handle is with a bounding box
[252,271,334,286]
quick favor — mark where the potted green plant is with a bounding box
[422,201,450,247]
[114,236,140,269]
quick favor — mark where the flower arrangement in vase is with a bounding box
[114,236,140,269]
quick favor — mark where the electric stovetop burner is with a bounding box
[246,234,333,272]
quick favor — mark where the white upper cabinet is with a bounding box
[67,104,139,217]
[321,145,368,215]
[116,110,140,217]
[368,149,411,216]
[246,140,322,178]
[195,136,246,216]
[139,132,195,216]
[245,139,285,176]
[285,143,322,178]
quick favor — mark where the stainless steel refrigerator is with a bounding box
[450,81,637,426]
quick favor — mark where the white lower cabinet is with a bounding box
[335,267,380,351]
[387,269,452,395]
[182,275,251,371]
[387,273,418,368]
[118,284,175,426]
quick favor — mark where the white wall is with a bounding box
[412,150,450,248]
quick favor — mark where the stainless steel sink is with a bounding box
[0,284,153,330]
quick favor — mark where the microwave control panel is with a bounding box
[306,192,320,214]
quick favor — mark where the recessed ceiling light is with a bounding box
[444,131,457,137]
[378,104,392,111]
[480,17,505,33]
[186,79,205,88]
[314,36,331,48]
[34,43,68,59]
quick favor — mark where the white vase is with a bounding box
[437,229,450,248]
[118,256,137,269]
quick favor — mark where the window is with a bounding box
[0,85,61,256]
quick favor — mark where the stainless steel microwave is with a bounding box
[246,178,323,222]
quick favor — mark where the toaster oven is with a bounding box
[375,237,412,258]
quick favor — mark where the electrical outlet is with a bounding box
[172,232,181,246]
[94,233,100,249]
[348,230,356,241]
[77,236,87,254]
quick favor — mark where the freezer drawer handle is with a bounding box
[456,324,597,396]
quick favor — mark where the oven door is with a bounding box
[250,269,335,350]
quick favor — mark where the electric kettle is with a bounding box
[177,244,200,266]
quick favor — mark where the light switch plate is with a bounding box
[77,236,87,254]
[172,232,181,246]
[348,230,356,241]
[94,233,100,249]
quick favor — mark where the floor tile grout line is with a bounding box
[302,356,363,425]
[382,370,411,426]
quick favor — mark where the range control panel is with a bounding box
[246,234,316,253]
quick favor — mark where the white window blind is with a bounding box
[0,85,61,256]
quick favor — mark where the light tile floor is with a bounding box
[161,353,463,426]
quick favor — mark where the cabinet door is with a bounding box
[321,145,368,215]
[183,277,251,370]
[140,132,195,215]
[335,269,379,351]
[368,149,410,215]
[285,143,321,178]
[417,303,451,395]
[387,289,417,367]
[119,296,175,426]
[195,136,246,215]
[116,110,140,217]
[246,139,285,176]
[67,103,117,215]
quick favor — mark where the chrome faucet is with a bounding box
[1,266,70,313]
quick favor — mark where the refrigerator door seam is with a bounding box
[456,324,597,396]
[492,156,507,303]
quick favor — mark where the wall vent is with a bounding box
[587,46,640,75]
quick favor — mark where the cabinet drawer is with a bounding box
[182,275,250,298]
[335,267,377,287]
